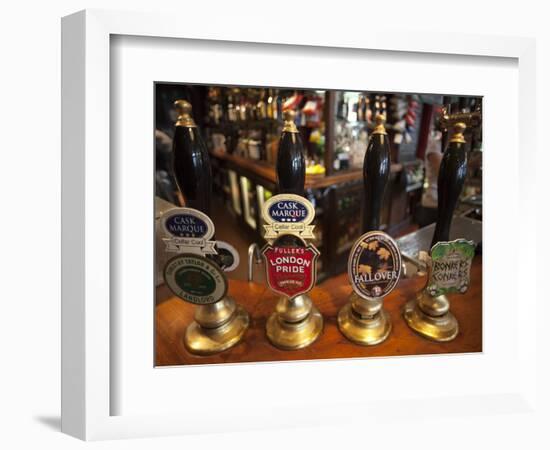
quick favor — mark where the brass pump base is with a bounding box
[266,294,323,350]
[337,293,391,346]
[403,290,458,342]
[184,296,249,355]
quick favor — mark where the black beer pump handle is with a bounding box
[276,110,305,196]
[363,114,390,233]
[171,100,212,215]
[430,122,468,248]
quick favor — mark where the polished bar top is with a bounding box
[155,256,482,366]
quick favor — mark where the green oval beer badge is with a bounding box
[427,239,475,297]
[348,231,402,299]
[164,254,227,305]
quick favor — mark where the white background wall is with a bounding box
[0,1,548,448]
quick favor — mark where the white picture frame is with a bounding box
[61,9,539,441]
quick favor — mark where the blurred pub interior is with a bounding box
[155,83,482,283]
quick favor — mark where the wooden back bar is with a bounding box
[210,148,402,190]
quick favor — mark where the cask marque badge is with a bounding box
[163,253,227,305]
[348,231,402,299]
[427,239,475,297]
[262,235,319,299]
[161,207,217,255]
[262,194,315,241]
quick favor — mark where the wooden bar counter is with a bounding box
[155,256,482,366]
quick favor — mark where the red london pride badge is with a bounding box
[262,235,319,299]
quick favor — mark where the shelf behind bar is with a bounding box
[210,148,403,190]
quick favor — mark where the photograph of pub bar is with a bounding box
[154,83,482,366]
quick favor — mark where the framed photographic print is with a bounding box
[61,9,538,441]
[152,81,482,366]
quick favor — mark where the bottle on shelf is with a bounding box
[357,94,365,122]
[227,89,237,122]
[257,89,267,120]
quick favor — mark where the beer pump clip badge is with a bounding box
[161,207,217,255]
[348,231,402,300]
[427,238,475,297]
[262,194,315,241]
[262,235,320,299]
[213,240,240,272]
[164,254,227,305]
